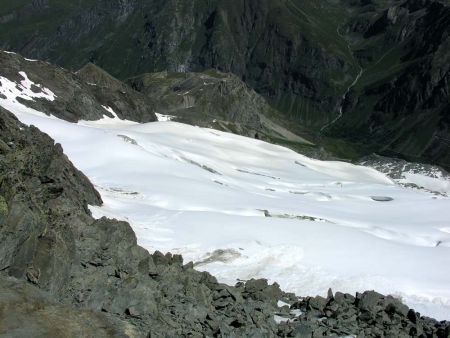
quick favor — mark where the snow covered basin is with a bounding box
[2,69,450,320]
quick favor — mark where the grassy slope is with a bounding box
[269,0,361,126]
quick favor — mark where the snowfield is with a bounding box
[1,70,450,320]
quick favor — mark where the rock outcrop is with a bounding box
[0,51,156,122]
[127,70,310,145]
[280,290,450,337]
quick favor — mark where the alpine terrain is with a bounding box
[0,0,449,337]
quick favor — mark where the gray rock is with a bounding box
[127,70,310,147]
[370,196,394,202]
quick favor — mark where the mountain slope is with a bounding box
[327,0,450,169]
[127,69,311,145]
[0,0,357,128]
[0,51,156,122]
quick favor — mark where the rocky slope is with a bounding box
[1,95,449,336]
[127,69,310,145]
[0,51,156,122]
[358,153,450,195]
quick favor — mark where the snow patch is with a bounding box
[0,71,56,103]
[277,300,290,308]
[78,106,137,128]
[101,105,119,118]
[155,113,175,122]
[0,71,57,120]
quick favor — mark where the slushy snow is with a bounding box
[1,69,450,320]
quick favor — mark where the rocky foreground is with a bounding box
[0,106,449,337]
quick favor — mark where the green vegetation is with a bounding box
[285,0,355,64]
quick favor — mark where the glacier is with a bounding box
[1,70,450,320]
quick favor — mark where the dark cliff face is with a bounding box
[327,0,450,169]
[0,0,449,167]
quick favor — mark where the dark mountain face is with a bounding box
[327,0,450,169]
[0,0,449,168]
[0,0,358,128]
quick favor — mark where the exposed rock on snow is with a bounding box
[370,196,394,202]
[0,51,156,123]
[360,154,450,195]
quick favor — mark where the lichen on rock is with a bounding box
[0,195,7,218]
